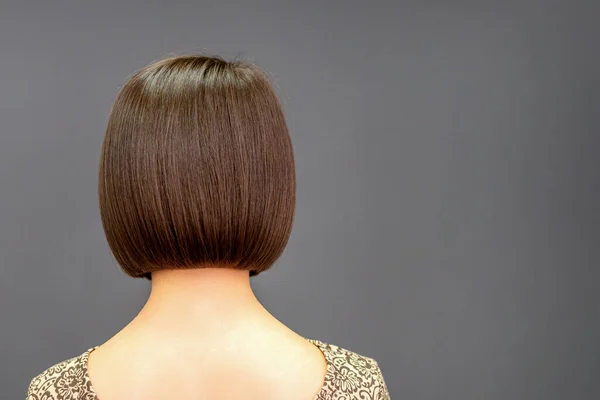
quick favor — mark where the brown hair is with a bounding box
[98,55,296,278]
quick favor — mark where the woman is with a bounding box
[27,55,390,399]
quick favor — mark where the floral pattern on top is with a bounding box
[26,338,390,399]
[307,339,390,400]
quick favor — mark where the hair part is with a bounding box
[98,55,296,278]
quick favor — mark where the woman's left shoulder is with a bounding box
[307,338,391,399]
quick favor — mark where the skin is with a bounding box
[86,267,328,400]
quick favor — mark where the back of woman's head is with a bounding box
[99,55,296,278]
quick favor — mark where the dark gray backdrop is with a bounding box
[1,0,599,399]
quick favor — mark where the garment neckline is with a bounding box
[82,337,332,400]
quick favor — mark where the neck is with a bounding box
[150,267,257,306]
[132,268,272,335]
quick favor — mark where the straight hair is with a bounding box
[98,55,296,278]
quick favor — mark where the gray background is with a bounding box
[1,0,599,398]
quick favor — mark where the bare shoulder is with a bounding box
[307,339,391,400]
[26,349,95,400]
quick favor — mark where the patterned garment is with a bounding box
[26,338,390,399]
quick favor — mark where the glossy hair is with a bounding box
[98,55,296,278]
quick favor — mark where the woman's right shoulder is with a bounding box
[26,349,95,400]
[307,338,391,399]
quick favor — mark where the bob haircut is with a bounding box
[99,55,296,279]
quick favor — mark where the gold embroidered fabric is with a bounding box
[26,338,390,399]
